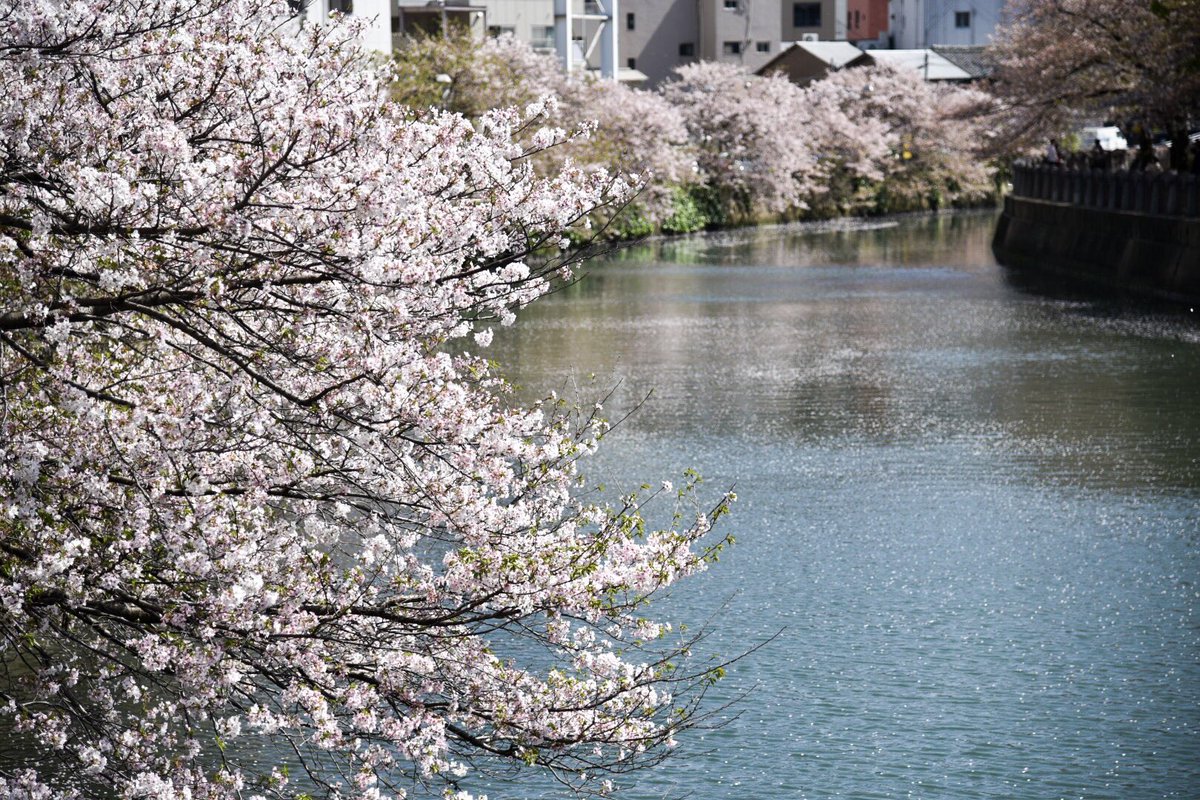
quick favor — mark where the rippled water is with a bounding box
[488,212,1200,799]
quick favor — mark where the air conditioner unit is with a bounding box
[800,33,819,42]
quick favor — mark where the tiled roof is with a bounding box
[931,45,995,79]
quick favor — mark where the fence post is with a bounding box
[1023,161,1200,218]
[1165,174,1179,216]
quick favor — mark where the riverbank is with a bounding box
[594,194,1005,247]
[992,189,1200,305]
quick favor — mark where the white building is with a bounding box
[302,0,394,54]
[887,0,1007,48]
[481,0,557,52]
[300,0,620,79]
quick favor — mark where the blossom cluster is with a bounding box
[0,1,730,798]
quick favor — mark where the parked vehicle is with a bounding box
[1079,126,1128,151]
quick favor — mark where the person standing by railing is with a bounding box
[1045,138,1063,166]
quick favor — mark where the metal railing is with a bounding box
[1011,160,1200,219]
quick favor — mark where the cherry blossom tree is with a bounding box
[394,38,994,229]
[660,62,819,219]
[559,79,695,228]
[392,34,695,233]
[987,0,1200,151]
[0,2,732,798]
[801,65,995,213]
[392,33,567,120]
[657,61,992,220]
[793,69,895,215]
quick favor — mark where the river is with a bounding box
[486,211,1200,799]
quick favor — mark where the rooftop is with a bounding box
[783,40,869,69]
[864,49,973,81]
[931,45,996,79]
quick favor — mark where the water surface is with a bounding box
[488,212,1200,799]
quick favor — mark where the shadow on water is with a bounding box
[1000,264,1200,320]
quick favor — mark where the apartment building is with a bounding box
[887,0,1008,48]
[621,0,848,85]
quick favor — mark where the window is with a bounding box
[723,40,742,55]
[679,42,695,57]
[627,57,637,69]
[328,0,352,13]
[723,0,738,9]
[531,25,555,50]
[756,41,770,52]
[626,12,635,30]
[793,2,820,27]
[955,11,971,27]
[487,25,515,37]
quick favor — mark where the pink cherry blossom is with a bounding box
[0,2,732,798]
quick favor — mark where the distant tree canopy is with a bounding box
[987,0,1200,149]
[392,34,997,226]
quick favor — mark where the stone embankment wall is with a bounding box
[992,162,1200,302]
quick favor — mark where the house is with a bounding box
[756,40,869,86]
[479,0,557,53]
[860,47,972,81]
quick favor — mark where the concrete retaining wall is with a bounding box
[992,195,1200,303]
